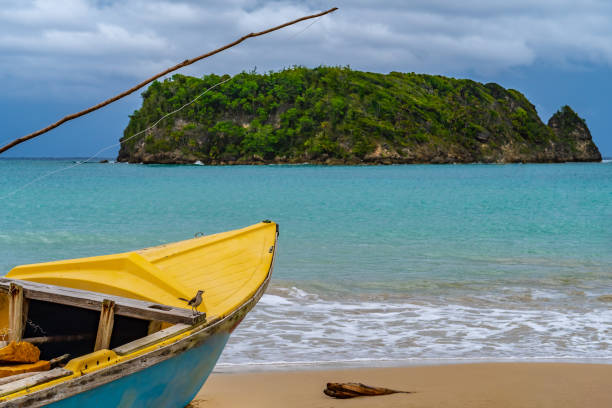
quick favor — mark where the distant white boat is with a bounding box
[194,160,204,166]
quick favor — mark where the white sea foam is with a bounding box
[218,286,612,368]
[259,294,293,307]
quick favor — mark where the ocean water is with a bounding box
[1,159,611,368]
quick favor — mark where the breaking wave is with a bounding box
[218,285,612,369]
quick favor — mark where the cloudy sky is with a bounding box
[1,0,611,157]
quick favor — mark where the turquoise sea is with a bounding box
[1,159,611,367]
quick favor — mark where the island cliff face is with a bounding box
[118,67,601,164]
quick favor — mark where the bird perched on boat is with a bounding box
[179,290,204,315]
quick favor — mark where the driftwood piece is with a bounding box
[94,299,115,351]
[49,354,71,368]
[324,382,411,399]
[0,8,338,154]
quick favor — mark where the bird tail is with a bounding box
[178,297,189,302]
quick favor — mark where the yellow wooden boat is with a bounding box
[0,221,278,407]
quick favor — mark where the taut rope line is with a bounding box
[0,12,325,200]
[0,7,338,154]
[0,76,232,200]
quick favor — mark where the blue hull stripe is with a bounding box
[46,332,230,408]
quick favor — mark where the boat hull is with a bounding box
[1,280,263,408]
[45,332,230,408]
[0,224,278,407]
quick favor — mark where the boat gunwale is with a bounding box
[0,227,279,407]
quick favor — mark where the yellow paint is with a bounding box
[0,360,50,378]
[0,222,277,401]
[7,222,277,318]
[64,349,119,374]
[0,341,40,363]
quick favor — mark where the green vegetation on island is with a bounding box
[118,66,601,164]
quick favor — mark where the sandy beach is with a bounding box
[190,363,612,408]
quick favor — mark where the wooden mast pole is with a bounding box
[0,7,338,155]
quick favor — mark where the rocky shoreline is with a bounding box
[117,68,601,165]
[118,157,604,165]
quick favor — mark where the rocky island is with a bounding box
[118,67,601,164]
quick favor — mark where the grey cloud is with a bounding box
[1,0,612,99]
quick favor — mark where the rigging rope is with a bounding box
[0,12,326,200]
[0,76,231,200]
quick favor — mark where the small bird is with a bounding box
[179,290,204,315]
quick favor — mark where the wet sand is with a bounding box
[190,363,612,408]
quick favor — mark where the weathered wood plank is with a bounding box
[8,283,27,342]
[0,279,203,325]
[0,368,71,398]
[49,354,71,368]
[0,373,39,387]
[114,323,190,355]
[94,300,115,351]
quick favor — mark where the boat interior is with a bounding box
[0,278,201,361]
[0,277,202,398]
[5,295,152,361]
